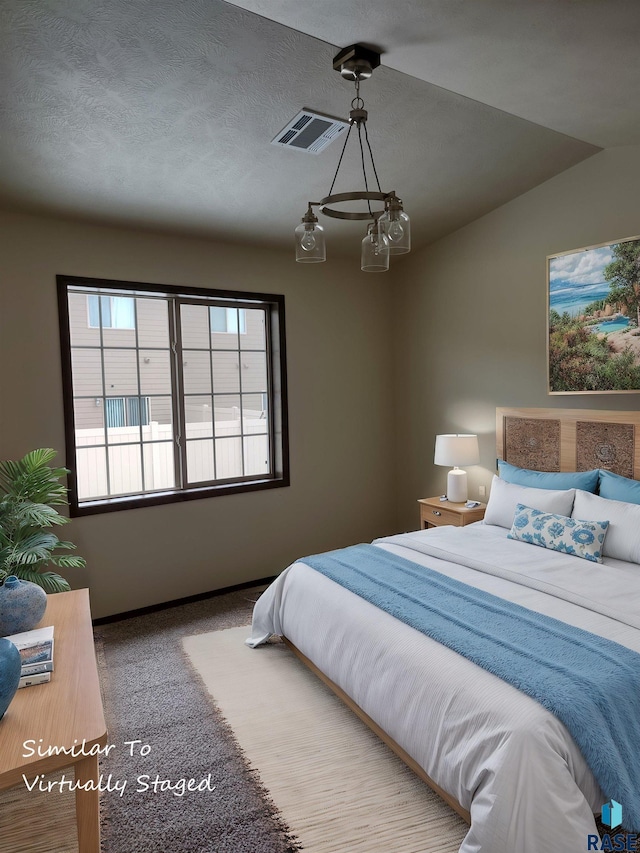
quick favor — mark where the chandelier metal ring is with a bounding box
[319,191,389,220]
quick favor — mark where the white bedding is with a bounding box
[248,522,640,852]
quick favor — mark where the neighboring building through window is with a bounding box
[58,276,289,515]
[210,306,246,334]
[105,396,150,428]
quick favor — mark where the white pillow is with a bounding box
[572,489,640,564]
[484,476,576,529]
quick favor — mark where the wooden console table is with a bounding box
[0,589,107,853]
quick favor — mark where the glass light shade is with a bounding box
[378,208,411,255]
[361,222,389,272]
[295,221,326,263]
[434,434,480,467]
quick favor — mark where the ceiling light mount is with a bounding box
[332,44,381,81]
[294,44,411,272]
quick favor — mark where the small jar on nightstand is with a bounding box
[418,496,486,530]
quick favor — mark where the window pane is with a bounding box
[69,293,100,346]
[183,350,211,394]
[215,437,243,479]
[126,396,149,427]
[88,295,136,331]
[101,296,113,327]
[241,351,268,393]
[105,398,125,428]
[244,435,270,476]
[242,394,268,434]
[214,395,240,436]
[139,349,171,395]
[74,398,105,445]
[76,447,108,499]
[186,439,215,483]
[209,306,246,335]
[147,396,173,428]
[210,312,238,350]
[87,294,100,328]
[184,396,213,438]
[241,309,266,350]
[71,348,103,397]
[181,304,210,349]
[108,445,143,495]
[227,308,245,334]
[212,351,240,393]
[142,442,175,490]
[111,297,135,329]
[103,349,139,395]
[136,298,169,348]
[210,306,228,333]
[106,398,139,444]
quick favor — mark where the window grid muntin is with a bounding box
[97,294,111,497]
[208,315,218,480]
[132,297,146,493]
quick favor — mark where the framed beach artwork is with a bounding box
[548,234,640,394]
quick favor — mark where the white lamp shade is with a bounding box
[434,434,480,467]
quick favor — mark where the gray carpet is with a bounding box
[94,586,301,853]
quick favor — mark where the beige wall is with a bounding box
[5,146,640,615]
[0,211,396,617]
[393,146,640,531]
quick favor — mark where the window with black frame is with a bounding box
[57,276,289,516]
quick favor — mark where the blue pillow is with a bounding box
[498,460,599,493]
[508,503,609,563]
[598,469,640,505]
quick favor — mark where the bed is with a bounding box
[248,407,640,852]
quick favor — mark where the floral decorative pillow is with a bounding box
[507,503,609,563]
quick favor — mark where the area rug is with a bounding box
[95,586,301,853]
[184,626,469,853]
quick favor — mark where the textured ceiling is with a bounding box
[227,0,640,149]
[2,0,630,259]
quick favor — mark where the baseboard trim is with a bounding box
[92,576,276,625]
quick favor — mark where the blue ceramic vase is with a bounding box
[0,637,22,719]
[0,576,47,637]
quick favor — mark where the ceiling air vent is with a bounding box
[271,110,348,155]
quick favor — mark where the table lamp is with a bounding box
[434,434,480,503]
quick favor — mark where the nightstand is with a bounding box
[418,496,486,529]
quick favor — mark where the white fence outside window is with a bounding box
[75,416,268,500]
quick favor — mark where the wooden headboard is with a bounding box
[496,407,640,480]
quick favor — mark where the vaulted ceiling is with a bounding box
[1,1,638,259]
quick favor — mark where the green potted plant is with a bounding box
[0,448,86,594]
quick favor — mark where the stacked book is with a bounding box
[5,625,55,688]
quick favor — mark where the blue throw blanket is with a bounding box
[304,543,640,831]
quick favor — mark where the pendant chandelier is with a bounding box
[294,45,411,272]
